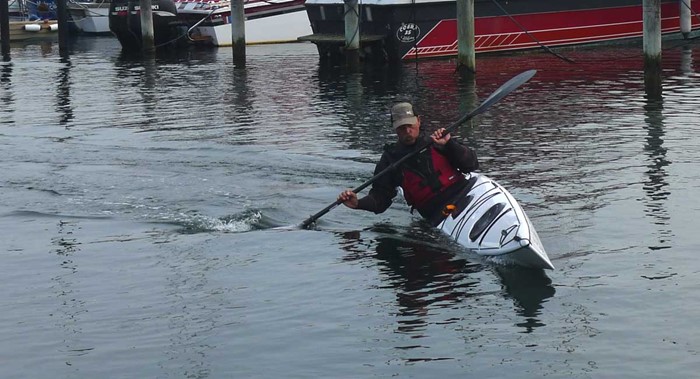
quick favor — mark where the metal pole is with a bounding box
[231,0,246,68]
[680,0,692,38]
[57,0,69,57]
[456,0,475,74]
[139,0,155,52]
[1,0,10,58]
[344,0,360,69]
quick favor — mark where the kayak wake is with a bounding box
[165,209,268,234]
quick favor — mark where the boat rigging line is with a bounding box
[410,0,421,80]
[153,6,218,48]
[185,7,219,42]
[490,0,576,64]
[411,0,418,63]
[67,0,111,22]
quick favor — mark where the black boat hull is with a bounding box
[109,0,186,51]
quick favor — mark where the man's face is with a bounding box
[395,118,420,146]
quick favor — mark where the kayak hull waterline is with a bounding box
[436,173,554,270]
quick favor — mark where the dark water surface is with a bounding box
[2,37,700,378]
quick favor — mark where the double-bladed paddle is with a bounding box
[300,69,537,229]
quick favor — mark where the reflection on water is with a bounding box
[160,244,216,379]
[223,68,257,139]
[1,61,12,115]
[1,60,11,83]
[642,94,672,251]
[141,56,158,119]
[56,57,73,126]
[3,36,700,378]
[492,266,556,333]
[337,224,555,336]
[114,55,160,127]
[51,220,92,367]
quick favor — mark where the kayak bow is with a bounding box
[437,173,554,270]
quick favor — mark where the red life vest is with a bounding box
[401,147,463,209]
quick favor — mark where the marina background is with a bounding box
[2,36,700,377]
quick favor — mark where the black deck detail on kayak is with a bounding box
[469,202,506,242]
[450,175,479,218]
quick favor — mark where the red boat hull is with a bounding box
[303,0,700,62]
[408,3,700,59]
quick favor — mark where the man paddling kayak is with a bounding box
[337,102,479,225]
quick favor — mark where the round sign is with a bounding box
[396,23,421,43]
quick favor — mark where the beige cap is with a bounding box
[390,102,418,129]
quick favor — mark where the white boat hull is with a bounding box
[189,9,311,45]
[437,173,554,270]
[67,2,111,34]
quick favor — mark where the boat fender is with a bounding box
[24,24,42,32]
[49,23,59,31]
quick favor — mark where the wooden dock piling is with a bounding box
[231,0,246,68]
[57,0,69,57]
[456,0,475,74]
[139,0,155,52]
[344,0,360,69]
[643,0,662,97]
[1,0,9,58]
[643,0,662,61]
[680,0,692,38]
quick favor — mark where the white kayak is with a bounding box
[436,173,554,270]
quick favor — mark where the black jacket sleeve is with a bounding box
[355,152,399,214]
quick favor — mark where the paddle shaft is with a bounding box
[300,69,537,229]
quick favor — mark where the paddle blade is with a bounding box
[460,69,537,123]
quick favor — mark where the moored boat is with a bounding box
[174,0,312,46]
[437,173,554,270]
[301,0,700,62]
[108,0,186,51]
[108,0,313,50]
[67,0,111,34]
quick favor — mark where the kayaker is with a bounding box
[337,102,479,225]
